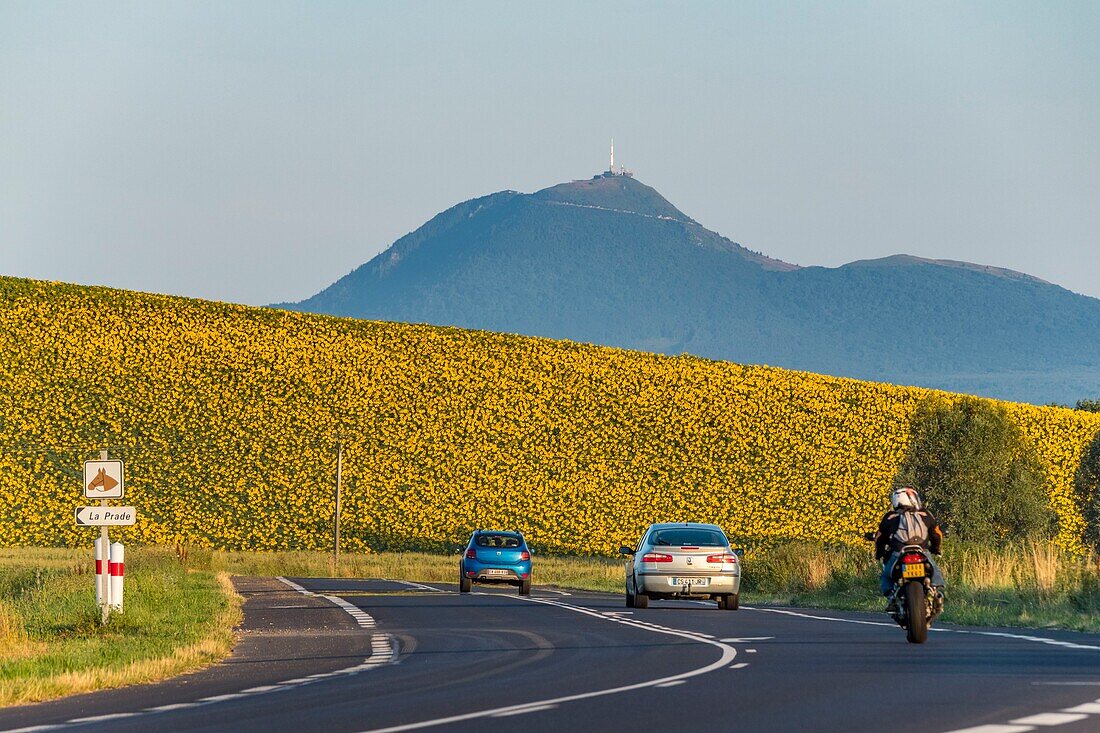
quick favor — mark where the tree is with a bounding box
[894,396,1055,544]
[1076,430,1100,548]
[1075,399,1100,413]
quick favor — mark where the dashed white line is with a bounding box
[65,714,138,724]
[384,579,438,592]
[1009,712,1088,726]
[491,704,558,717]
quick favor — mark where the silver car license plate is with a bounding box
[483,568,508,576]
[670,577,709,586]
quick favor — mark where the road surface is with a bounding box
[3,576,1100,733]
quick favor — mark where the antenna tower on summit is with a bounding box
[606,138,633,178]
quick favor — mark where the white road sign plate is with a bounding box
[84,460,124,499]
[75,506,137,526]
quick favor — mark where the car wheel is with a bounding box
[625,576,636,607]
[718,593,739,610]
[633,577,649,609]
[519,579,531,595]
[459,574,472,593]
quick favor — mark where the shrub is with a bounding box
[894,396,1055,544]
[1076,431,1100,549]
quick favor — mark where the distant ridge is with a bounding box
[278,173,1100,405]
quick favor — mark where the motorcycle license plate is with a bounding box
[902,564,926,579]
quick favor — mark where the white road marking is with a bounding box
[274,576,315,596]
[353,593,739,733]
[941,721,1034,726]
[197,693,249,703]
[384,579,438,592]
[730,663,750,669]
[1009,712,1089,726]
[491,705,558,717]
[745,649,757,653]
[142,703,199,713]
[1063,703,1100,713]
[721,636,775,643]
[1034,682,1100,686]
[65,714,139,724]
[656,680,686,688]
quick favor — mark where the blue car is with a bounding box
[459,530,532,595]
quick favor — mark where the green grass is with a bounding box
[210,549,625,593]
[0,547,241,706]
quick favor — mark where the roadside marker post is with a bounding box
[79,450,132,624]
[109,542,125,612]
[94,536,107,606]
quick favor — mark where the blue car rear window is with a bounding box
[651,529,726,547]
[475,534,522,548]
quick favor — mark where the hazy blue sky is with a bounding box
[2,2,1098,304]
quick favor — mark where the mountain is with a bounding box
[277,173,1100,405]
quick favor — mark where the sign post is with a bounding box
[83,451,127,624]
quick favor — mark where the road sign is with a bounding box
[75,506,137,526]
[84,460,124,499]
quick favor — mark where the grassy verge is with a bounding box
[0,547,242,707]
[210,548,625,593]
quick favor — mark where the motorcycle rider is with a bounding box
[874,486,945,612]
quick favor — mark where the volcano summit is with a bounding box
[279,173,1100,405]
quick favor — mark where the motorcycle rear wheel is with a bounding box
[904,582,928,644]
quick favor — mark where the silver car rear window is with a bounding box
[651,529,726,547]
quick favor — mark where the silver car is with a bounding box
[619,523,742,610]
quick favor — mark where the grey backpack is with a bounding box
[891,510,929,547]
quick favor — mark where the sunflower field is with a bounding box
[1,277,1098,555]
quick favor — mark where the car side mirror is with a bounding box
[618,545,635,556]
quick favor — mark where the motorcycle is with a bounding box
[864,533,945,644]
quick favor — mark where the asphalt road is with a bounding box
[3,577,1100,733]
